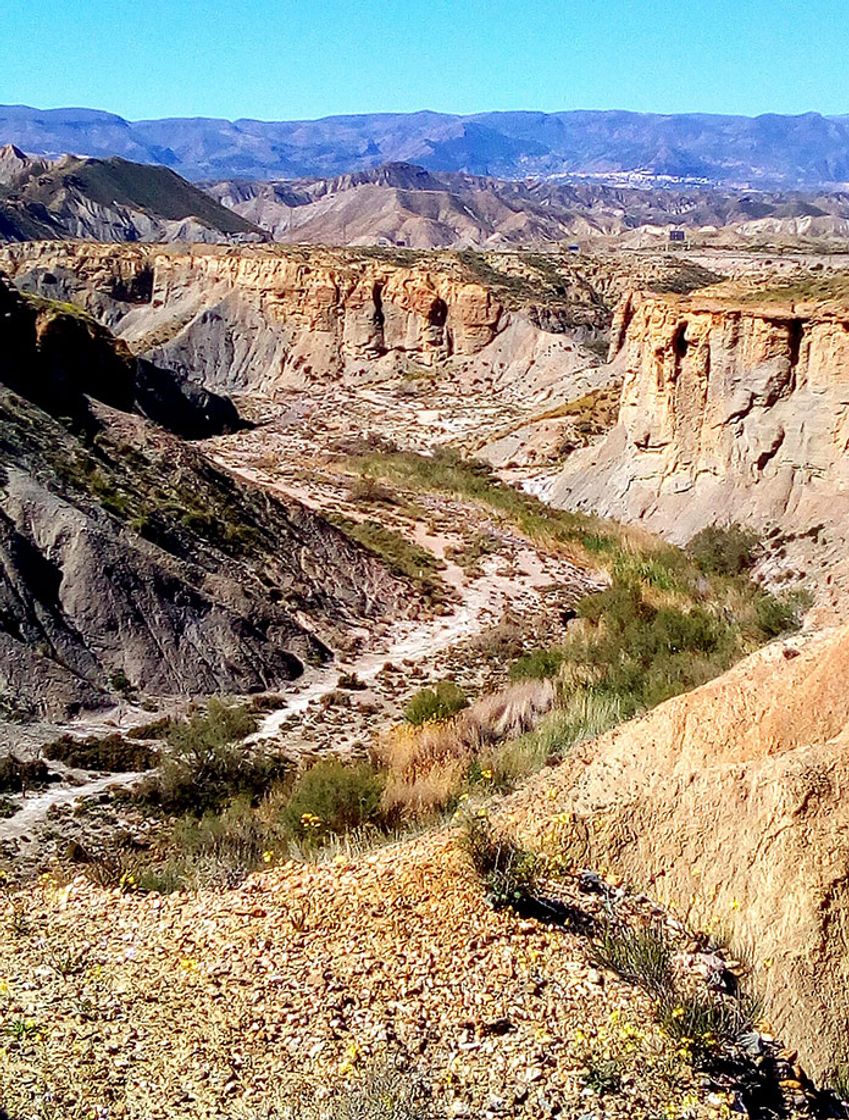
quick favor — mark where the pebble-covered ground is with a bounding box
[0,823,830,1120]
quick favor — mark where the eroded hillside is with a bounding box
[505,621,849,1082]
[0,145,265,244]
[0,241,725,406]
[3,240,849,1120]
[0,277,405,726]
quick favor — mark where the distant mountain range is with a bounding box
[2,105,849,186]
[4,144,849,250]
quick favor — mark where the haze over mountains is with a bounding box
[3,104,849,186]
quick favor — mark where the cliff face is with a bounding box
[0,242,607,404]
[549,289,849,546]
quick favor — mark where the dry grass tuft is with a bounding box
[376,680,556,818]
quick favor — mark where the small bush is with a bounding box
[337,671,367,691]
[0,756,55,794]
[577,578,655,628]
[144,699,280,812]
[509,647,565,681]
[753,590,807,637]
[346,474,397,506]
[591,920,675,996]
[687,524,761,576]
[86,794,287,893]
[167,796,282,883]
[127,716,172,741]
[403,681,468,726]
[43,733,158,772]
[108,669,135,697]
[584,1059,623,1096]
[593,919,760,1064]
[462,814,540,910]
[281,759,385,840]
[445,531,500,574]
[656,988,760,1061]
[288,1063,433,1120]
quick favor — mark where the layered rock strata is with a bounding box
[0,242,607,404]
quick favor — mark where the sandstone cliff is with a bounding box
[0,242,634,405]
[0,279,405,722]
[547,285,849,601]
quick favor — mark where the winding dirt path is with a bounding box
[3,438,599,844]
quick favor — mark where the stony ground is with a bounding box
[0,819,820,1120]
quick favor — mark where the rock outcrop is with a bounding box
[0,242,614,404]
[505,624,849,1081]
[0,278,405,722]
[547,286,849,596]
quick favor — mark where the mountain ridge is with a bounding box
[3,104,849,186]
[0,144,266,243]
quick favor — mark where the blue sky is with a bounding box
[2,0,847,121]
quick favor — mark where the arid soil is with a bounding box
[0,823,827,1120]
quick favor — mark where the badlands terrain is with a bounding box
[7,142,849,251]
[2,220,849,1120]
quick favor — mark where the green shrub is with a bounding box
[281,759,385,839]
[403,681,468,725]
[753,590,807,637]
[591,920,674,996]
[656,988,760,1061]
[651,606,724,655]
[346,474,397,505]
[167,698,258,747]
[0,755,54,794]
[509,647,565,681]
[571,579,733,714]
[576,578,655,628]
[145,699,281,812]
[593,919,761,1064]
[43,733,158,772]
[108,669,135,697]
[584,1059,624,1096]
[167,796,281,882]
[86,796,286,892]
[462,814,539,910]
[687,523,761,576]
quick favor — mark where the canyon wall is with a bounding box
[549,288,849,540]
[0,277,407,720]
[0,242,605,404]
